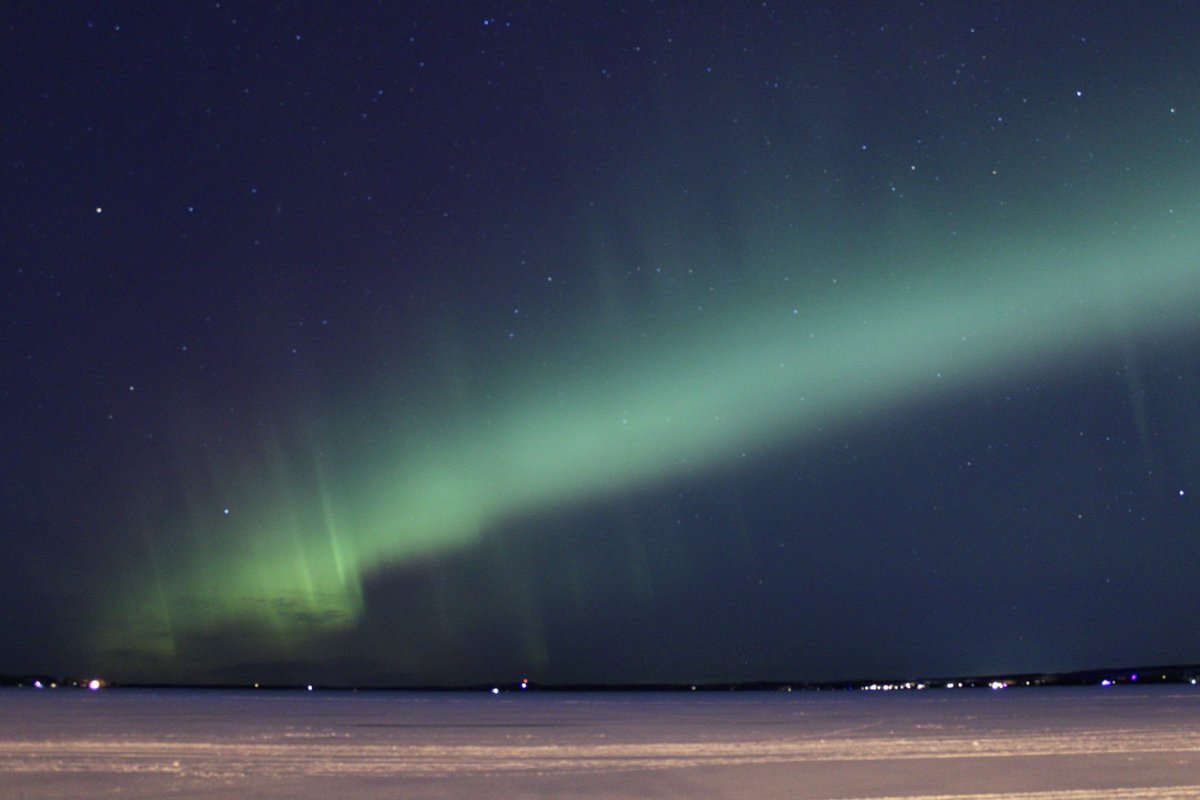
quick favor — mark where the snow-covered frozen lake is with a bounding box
[1,685,1198,798]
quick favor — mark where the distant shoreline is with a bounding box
[5,663,1198,694]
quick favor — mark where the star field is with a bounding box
[2,2,1198,686]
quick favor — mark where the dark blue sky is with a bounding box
[3,2,1199,686]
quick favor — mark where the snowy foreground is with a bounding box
[1,686,1199,799]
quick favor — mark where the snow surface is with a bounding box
[1,686,1199,798]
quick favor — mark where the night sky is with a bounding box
[3,3,1199,687]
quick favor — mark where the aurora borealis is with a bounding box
[4,3,1199,686]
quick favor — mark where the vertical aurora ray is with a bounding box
[96,195,1200,676]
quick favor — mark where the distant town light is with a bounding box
[88,679,101,691]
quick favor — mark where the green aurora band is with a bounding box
[97,196,1200,676]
